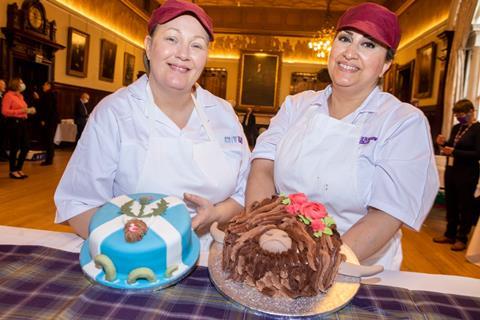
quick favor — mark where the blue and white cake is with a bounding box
[79,193,200,290]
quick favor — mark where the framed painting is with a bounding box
[396,60,415,103]
[66,27,89,77]
[382,63,396,95]
[123,52,135,86]
[414,42,436,98]
[290,70,329,95]
[99,39,117,82]
[237,51,281,113]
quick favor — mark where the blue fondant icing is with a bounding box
[80,193,200,290]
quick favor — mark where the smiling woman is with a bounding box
[246,2,439,272]
[54,0,251,266]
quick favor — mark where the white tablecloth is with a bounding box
[54,120,77,145]
[1,225,479,298]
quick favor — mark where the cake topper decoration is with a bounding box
[120,196,169,218]
[120,196,169,242]
[281,193,336,237]
[124,219,148,242]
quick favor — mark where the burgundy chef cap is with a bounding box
[336,2,401,51]
[148,0,214,41]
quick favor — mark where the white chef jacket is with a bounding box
[252,85,439,232]
[55,75,250,223]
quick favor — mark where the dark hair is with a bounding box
[8,78,22,91]
[386,48,395,61]
[453,99,474,114]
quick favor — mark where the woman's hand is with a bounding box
[441,146,454,156]
[184,193,219,233]
[436,134,446,146]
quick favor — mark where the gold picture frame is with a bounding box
[123,52,135,86]
[237,51,281,113]
[66,27,89,78]
[99,39,117,82]
[415,42,436,98]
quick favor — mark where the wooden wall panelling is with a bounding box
[197,67,227,99]
[53,82,111,119]
[206,6,342,36]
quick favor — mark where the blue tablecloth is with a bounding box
[0,245,479,319]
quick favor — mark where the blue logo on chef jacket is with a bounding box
[359,136,378,144]
[224,136,243,144]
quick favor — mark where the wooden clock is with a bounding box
[26,1,45,31]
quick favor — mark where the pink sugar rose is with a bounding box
[300,202,327,220]
[311,219,326,232]
[286,203,301,215]
[288,193,308,205]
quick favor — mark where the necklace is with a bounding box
[453,122,476,147]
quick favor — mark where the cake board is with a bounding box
[208,243,360,317]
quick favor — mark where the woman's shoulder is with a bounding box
[376,91,427,122]
[287,89,323,106]
[4,91,20,99]
[93,78,146,120]
[196,86,239,121]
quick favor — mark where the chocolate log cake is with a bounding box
[222,194,345,299]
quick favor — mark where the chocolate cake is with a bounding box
[222,194,345,298]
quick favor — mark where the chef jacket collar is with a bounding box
[310,85,383,117]
[128,75,216,116]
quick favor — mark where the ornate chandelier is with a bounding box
[308,25,336,59]
[308,0,335,60]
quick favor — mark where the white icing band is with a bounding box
[89,215,124,259]
[109,195,133,207]
[148,216,189,274]
[162,196,183,208]
[84,260,102,278]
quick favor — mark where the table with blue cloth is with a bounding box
[0,228,479,319]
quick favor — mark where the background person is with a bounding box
[1,78,36,179]
[0,79,8,161]
[74,92,89,142]
[245,3,439,270]
[54,0,250,262]
[242,107,258,147]
[38,81,59,165]
[434,99,480,251]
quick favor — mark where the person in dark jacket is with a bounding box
[434,99,480,251]
[74,92,89,142]
[242,107,258,147]
[38,81,59,165]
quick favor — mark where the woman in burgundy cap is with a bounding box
[55,0,250,264]
[246,3,439,270]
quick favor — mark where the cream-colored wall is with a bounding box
[395,22,447,107]
[394,0,450,108]
[1,0,146,92]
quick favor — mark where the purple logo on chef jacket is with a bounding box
[359,136,378,144]
[224,136,243,144]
